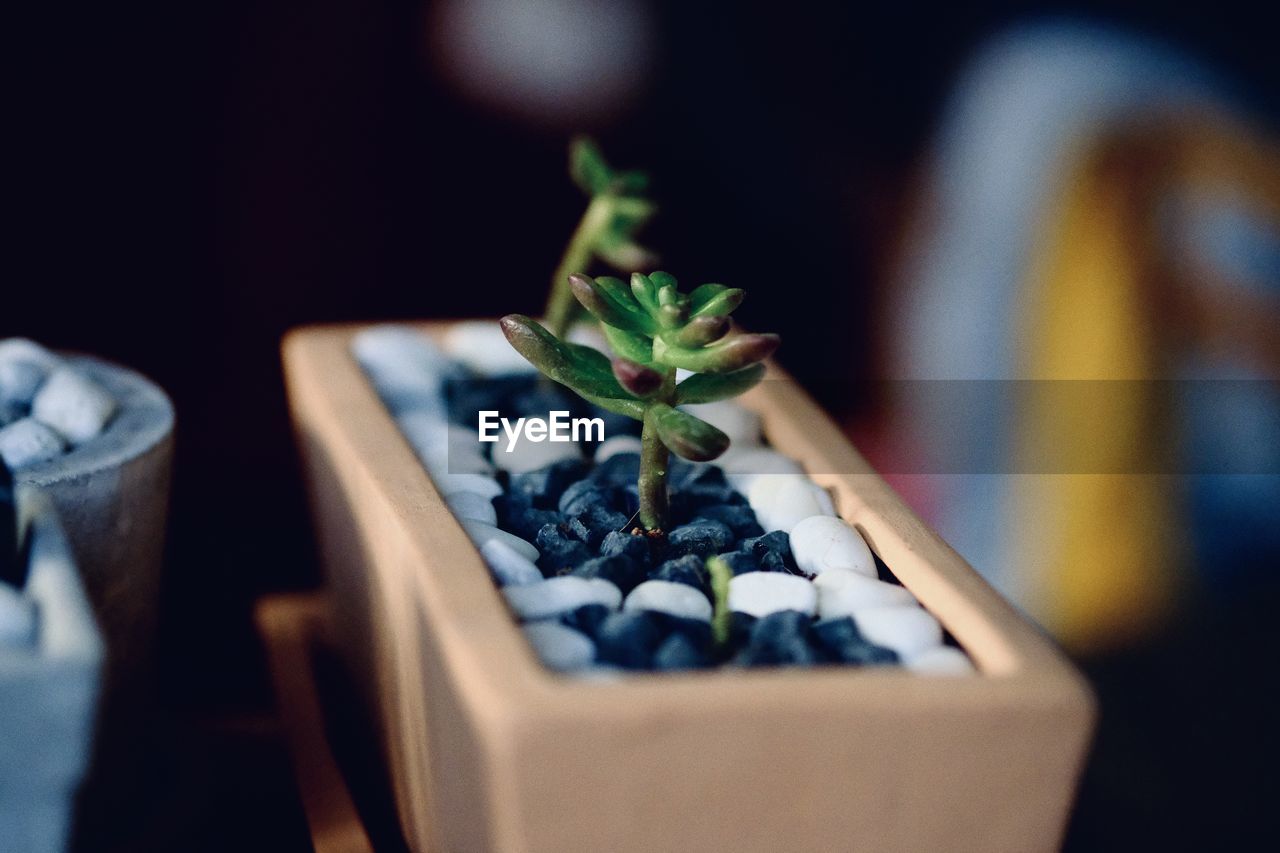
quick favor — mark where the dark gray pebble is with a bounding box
[733,610,827,667]
[511,458,590,508]
[594,611,665,669]
[572,555,648,595]
[559,603,612,638]
[696,504,765,539]
[599,529,652,565]
[535,523,593,576]
[812,617,900,665]
[589,452,640,488]
[718,551,761,576]
[565,504,630,549]
[651,554,711,594]
[738,530,796,573]
[501,506,563,543]
[666,519,734,558]
[652,632,712,671]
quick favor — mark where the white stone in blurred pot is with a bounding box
[31,368,117,446]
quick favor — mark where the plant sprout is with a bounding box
[543,138,656,338]
[707,554,733,648]
[501,271,779,532]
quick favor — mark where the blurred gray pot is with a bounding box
[14,355,172,687]
[0,491,104,852]
[12,354,174,839]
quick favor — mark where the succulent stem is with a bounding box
[544,196,612,337]
[638,409,671,531]
[637,368,676,530]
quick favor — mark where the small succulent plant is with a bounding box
[501,272,779,531]
[543,138,656,337]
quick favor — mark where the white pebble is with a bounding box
[423,447,493,478]
[624,580,713,622]
[352,325,454,404]
[383,387,448,419]
[480,539,544,586]
[906,646,976,676]
[522,621,596,671]
[717,447,805,493]
[425,451,493,479]
[594,434,642,461]
[748,475,835,533]
[396,408,451,447]
[813,570,916,619]
[355,326,455,412]
[459,519,539,562]
[491,432,581,475]
[0,582,37,647]
[503,576,622,621]
[0,339,59,405]
[728,572,817,618]
[442,321,536,376]
[853,606,944,658]
[403,416,484,460]
[0,417,66,468]
[0,338,61,371]
[681,401,762,447]
[400,411,494,477]
[445,491,497,525]
[31,367,117,445]
[789,516,876,578]
[434,472,504,499]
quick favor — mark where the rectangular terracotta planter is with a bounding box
[283,322,1095,853]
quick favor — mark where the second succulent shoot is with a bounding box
[502,272,779,532]
[543,139,656,338]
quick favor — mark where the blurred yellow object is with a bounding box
[1012,135,1180,653]
[1011,122,1279,653]
[887,29,1280,656]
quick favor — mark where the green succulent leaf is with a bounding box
[657,302,689,329]
[648,271,678,291]
[578,391,646,419]
[654,332,779,373]
[591,274,639,307]
[630,272,660,317]
[649,403,730,462]
[568,274,654,334]
[499,314,634,403]
[612,169,650,195]
[605,196,655,234]
[675,363,766,404]
[601,323,653,363]
[665,315,729,348]
[596,240,655,272]
[688,284,744,318]
[569,137,613,196]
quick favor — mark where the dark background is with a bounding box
[8,1,1278,849]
